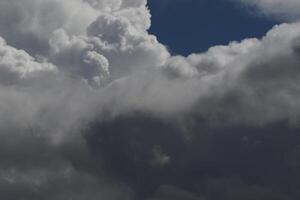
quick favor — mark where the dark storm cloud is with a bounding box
[85,114,300,200]
[0,0,300,199]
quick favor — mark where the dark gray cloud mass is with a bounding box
[0,0,300,199]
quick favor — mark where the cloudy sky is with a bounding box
[0,0,300,199]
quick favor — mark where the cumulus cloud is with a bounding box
[0,37,56,85]
[0,0,300,199]
[103,23,300,125]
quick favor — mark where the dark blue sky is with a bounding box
[148,0,277,56]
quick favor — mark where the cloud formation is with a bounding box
[0,0,300,199]
[235,0,300,21]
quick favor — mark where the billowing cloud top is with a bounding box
[1,0,300,199]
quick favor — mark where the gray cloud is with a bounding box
[102,23,300,125]
[0,0,300,199]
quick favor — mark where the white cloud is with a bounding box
[234,0,300,21]
[102,22,300,125]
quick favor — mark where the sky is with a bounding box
[1,0,300,200]
[148,0,277,55]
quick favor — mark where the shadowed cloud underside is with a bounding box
[0,0,299,199]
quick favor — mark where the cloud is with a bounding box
[0,37,57,85]
[234,0,300,21]
[0,0,300,199]
[103,23,300,125]
[0,0,148,55]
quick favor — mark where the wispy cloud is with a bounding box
[233,0,300,21]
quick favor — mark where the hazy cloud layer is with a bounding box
[0,0,300,199]
[235,0,300,21]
